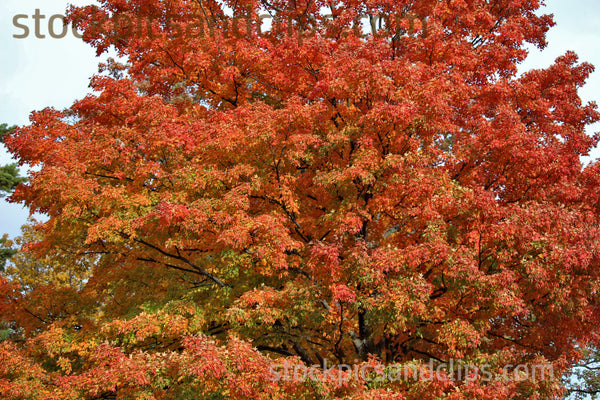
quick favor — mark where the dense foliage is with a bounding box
[2,0,600,398]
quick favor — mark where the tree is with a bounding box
[564,347,600,399]
[0,124,26,195]
[2,0,600,398]
[0,124,26,270]
[0,236,16,273]
[0,124,14,142]
[0,164,26,196]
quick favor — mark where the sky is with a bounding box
[1,0,600,240]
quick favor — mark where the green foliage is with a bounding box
[0,163,27,195]
[0,236,16,272]
[0,124,25,271]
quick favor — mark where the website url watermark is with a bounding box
[269,358,554,386]
[11,8,428,41]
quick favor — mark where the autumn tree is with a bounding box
[2,0,600,398]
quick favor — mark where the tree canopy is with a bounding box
[1,0,600,398]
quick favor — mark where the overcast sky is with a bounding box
[1,0,599,239]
